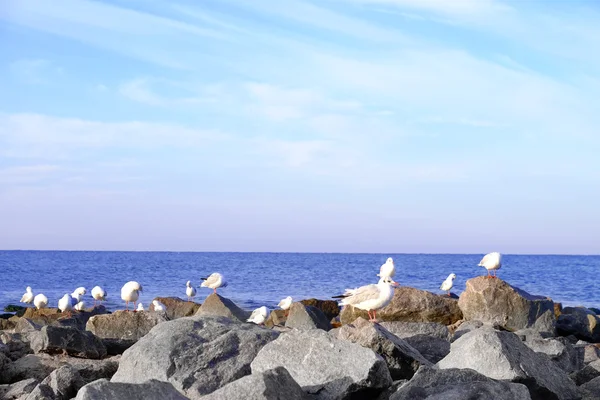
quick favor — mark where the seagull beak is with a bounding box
[392,281,399,287]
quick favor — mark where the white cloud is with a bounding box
[8,58,63,84]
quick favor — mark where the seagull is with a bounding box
[332,277,399,323]
[33,294,48,310]
[20,287,34,304]
[377,257,396,279]
[152,300,166,312]
[478,252,502,279]
[277,296,293,317]
[91,286,107,306]
[137,302,144,311]
[121,281,143,311]
[200,273,227,294]
[71,287,87,303]
[247,306,269,325]
[440,273,456,296]
[185,281,197,302]
[74,301,86,311]
[58,293,74,317]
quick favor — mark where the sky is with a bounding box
[0,0,599,254]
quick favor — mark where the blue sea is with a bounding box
[1,251,598,312]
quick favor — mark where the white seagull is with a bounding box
[200,273,227,294]
[58,293,74,317]
[377,257,396,279]
[33,294,48,310]
[137,302,145,311]
[247,306,269,325]
[277,296,293,316]
[74,301,86,311]
[121,281,143,311]
[152,300,166,312]
[71,287,87,303]
[91,286,107,306]
[478,252,502,279]
[333,277,399,323]
[185,281,197,302]
[440,273,456,296]
[20,287,34,304]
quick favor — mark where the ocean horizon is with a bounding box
[2,250,599,313]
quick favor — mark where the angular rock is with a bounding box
[451,320,484,342]
[525,336,584,373]
[389,366,532,400]
[30,326,107,359]
[194,293,250,322]
[299,298,340,320]
[70,356,120,383]
[582,344,600,364]
[75,379,188,400]
[25,365,85,400]
[150,297,200,320]
[403,335,450,364]
[340,286,462,325]
[14,318,43,334]
[0,331,33,360]
[571,360,600,386]
[556,303,563,319]
[201,367,305,400]
[0,317,16,331]
[251,328,392,400]
[111,315,279,399]
[265,310,286,328]
[20,307,110,331]
[0,378,39,400]
[2,354,63,384]
[332,317,431,380]
[379,321,450,340]
[581,376,600,399]
[458,277,555,335]
[438,327,579,400]
[557,307,600,343]
[285,302,331,331]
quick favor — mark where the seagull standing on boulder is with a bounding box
[377,257,396,280]
[247,306,269,325]
[33,294,48,310]
[478,252,502,279]
[152,300,166,312]
[333,277,399,323]
[20,287,34,305]
[200,273,227,294]
[121,281,143,311]
[440,273,456,296]
[91,286,107,306]
[278,296,293,317]
[58,293,74,317]
[186,281,197,302]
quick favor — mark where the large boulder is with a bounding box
[0,378,39,400]
[457,277,555,334]
[251,328,392,399]
[524,336,584,373]
[437,327,580,400]
[265,310,286,328]
[0,331,32,361]
[340,286,462,325]
[379,321,450,340]
[571,360,600,386]
[388,366,532,400]
[557,307,600,343]
[580,376,600,399]
[75,379,187,400]
[111,315,279,399]
[201,367,305,400]
[30,326,107,359]
[150,297,200,320]
[299,298,340,320]
[25,365,85,400]
[22,306,109,330]
[332,317,431,380]
[194,294,250,322]
[285,302,331,331]
[1,354,63,384]
[402,334,450,364]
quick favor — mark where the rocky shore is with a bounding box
[1,276,600,399]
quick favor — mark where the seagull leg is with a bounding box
[133,301,137,312]
[125,301,129,311]
[372,310,378,324]
[486,270,491,279]
[447,291,451,297]
[493,270,497,279]
[213,288,217,294]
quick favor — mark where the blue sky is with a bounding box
[1,0,599,254]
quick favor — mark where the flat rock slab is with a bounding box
[194,293,250,322]
[111,315,279,399]
[458,277,555,334]
[438,327,580,400]
[251,328,392,400]
[340,286,462,325]
[75,379,188,400]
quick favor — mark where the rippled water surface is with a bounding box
[1,251,598,312]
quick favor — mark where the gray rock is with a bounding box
[75,379,188,400]
[25,365,85,400]
[111,315,278,399]
[201,367,306,400]
[0,378,39,400]
[251,328,392,400]
[30,326,107,359]
[194,293,250,322]
[265,310,287,328]
[378,321,450,340]
[451,320,484,342]
[285,303,331,331]
[403,335,450,364]
[70,357,120,384]
[525,336,584,373]
[581,344,600,364]
[299,299,340,320]
[437,327,579,400]
[150,297,200,320]
[571,360,600,386]
[389,366,532,400]
[581,376,600,399]
[458,277,556,335]
[13,318,43,335]
[558,308,600,343]
[0,332,33,361]
[331,317,432,380]
[375,380,408,400]
[1,354,62,384]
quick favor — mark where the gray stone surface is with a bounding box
[0,379,39,400]
[111,315,278,399]
[379,321,450,340]
[571,360,600,386]
[201,367,306,400]
[332,317,432,380]
[75,379,188,400]
[194,293,250,322]
[251,328,392,400]
[558,307,600,343]
[25,365,85,400]
[581,376,600,399]
[150,297,200,320]
[437,327,579,400]
[285,302,331,331]
[451,320,484,342]
[86,310,167,343]
[525,336,584,373]
[30,326,107,359]
[403,334,450,364]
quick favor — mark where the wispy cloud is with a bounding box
[8,59,62,84]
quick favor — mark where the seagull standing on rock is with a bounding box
[20,287,34,305]
[186,281,197,302]
[33,294,48,310]
[377,257,395,280]
[152,300,166,312]
[478,252,502,279]
[91,286,107,306]
[200,273,227,294]
[247,306,269,325]
[121,281,143,311]
[440,273,456,296]
[58,293,74,317]
[137,303,144,311]
[278,296,293,317]
[333,277,399,323]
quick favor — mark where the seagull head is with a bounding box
[449,273,457,280]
